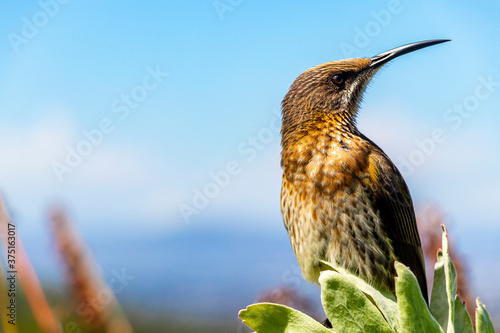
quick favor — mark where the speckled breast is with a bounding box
[280,125,396,290]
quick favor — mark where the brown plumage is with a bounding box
[280,40,450,302]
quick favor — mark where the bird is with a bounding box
[280,39,450,305]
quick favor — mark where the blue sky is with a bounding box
[0,0,500,319]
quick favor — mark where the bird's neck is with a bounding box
[281,110,363,170]
[281,110,358,150]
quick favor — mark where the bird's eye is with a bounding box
[330,74,344,86]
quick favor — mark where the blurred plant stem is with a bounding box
[50,207,133,333]
[0,193,61,333]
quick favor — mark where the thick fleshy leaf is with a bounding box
[319,261,399,332]
[395,262,443,333]
[238,302,333,333]
[475,298,495,333]
[453,295,473,333]
[430,249,447,327]
[430,224,457,333]
[319,270,392,333]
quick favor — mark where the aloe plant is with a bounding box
[239,225,495,332]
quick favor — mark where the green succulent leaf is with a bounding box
[475,298,495,333]
[430,224,458,333]
[319,261,399,332]
[430,248,447,328]
[453,295,473,333]
[395,262,443,333]
[319,270,392,333]
[238,302,333,333]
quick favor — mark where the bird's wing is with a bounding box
[367,148,428,302]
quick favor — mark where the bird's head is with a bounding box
[281,39,450,143]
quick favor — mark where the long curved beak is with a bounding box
[369,39,451,68]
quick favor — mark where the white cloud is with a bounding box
[0,119,72,179]
[0,116,184,232]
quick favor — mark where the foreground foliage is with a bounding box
[239,225,495,333]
